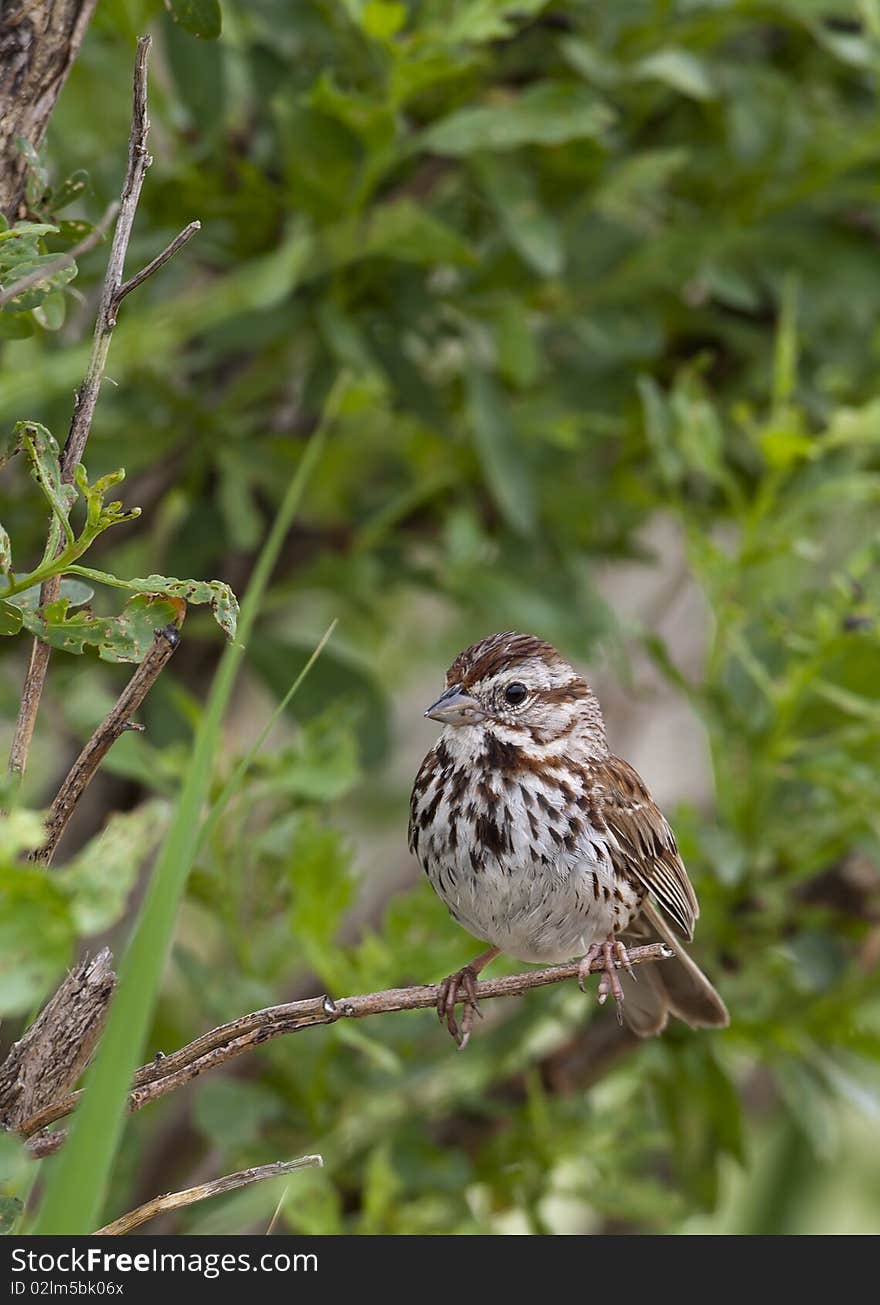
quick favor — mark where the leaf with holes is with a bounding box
[21,593,183,663]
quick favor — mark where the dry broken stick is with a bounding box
[94,1156,323,1236]
[7,35,200,780]
[18,943,672,1155]
[32,622,182,866]
[0,950,115,1133]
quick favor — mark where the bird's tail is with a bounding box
[620,900,729,1037]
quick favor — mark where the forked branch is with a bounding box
[7,35,199,780]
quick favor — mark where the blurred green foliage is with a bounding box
[2,0,880,1234]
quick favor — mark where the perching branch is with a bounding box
[94,1156,323,1236]
[7,35,199,780]
[18,944,672,1155]
[32,622,182,866]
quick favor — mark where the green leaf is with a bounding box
[33,290,66,332]
[111,574,238,641]
[441,0,551,44]
[21,593,182,662]
[423,81,613,155]
[50,170,90,212]
[62,802,169,936]
[0,1196,23,1233]
[0,808,47,860]
[0,524,11,574]
[466,362,536,535]
[474,154,563,277]
[0,865,73,1017]
[361,1,406,40]
[14,421,77,529]
[0,312,34,339]
[0,222,58,241]
[194,1078,282,1150]
[633,49,716,101]
[163,0,222,40]
[0,600,22,636]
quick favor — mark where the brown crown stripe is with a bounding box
[446,631,562,689]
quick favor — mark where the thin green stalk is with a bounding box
[34,386,341,1234]
[197,618,338,853]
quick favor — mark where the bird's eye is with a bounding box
[504,682,528,706]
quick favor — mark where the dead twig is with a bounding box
[7,35,199,779]
[94,1156,323,1236]
[19,943,672,1155]
[32,623,182,865]
[113,219,200,314]
[0,950,115,1131]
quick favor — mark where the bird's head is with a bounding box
[424,631,607,753]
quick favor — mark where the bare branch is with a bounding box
[18,943,672,1153]
[0,200,118,310]
[114,220,201,312]
[7,35,200,780]
[32,623,182,866]
[94,1156,323,1236]
[0,950,115,1131]
[61,33,151,478]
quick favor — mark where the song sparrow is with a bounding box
[409,631,728,1047]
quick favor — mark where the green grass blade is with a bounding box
[197,618,338,852]
[34,387,343,1234]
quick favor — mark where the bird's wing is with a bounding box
[594,754,699,940]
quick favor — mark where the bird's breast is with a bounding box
[409,731,641,962]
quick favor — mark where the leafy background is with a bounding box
[2,0,880,1233]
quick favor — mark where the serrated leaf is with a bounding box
[164,0,222,40]
[424,81,613,155]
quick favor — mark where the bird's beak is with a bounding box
[424,683,486,727]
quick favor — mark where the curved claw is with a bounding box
[578,935,636,1024]
[436,965,480,1049]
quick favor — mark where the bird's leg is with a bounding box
[578,935,636,1022]
[436,946,500,1050]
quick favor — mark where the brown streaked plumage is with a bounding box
[409,631,728,1047]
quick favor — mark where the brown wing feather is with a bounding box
[594,755,699,940]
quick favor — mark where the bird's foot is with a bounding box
[577,936,635,1024]
[436,965,483,1050]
